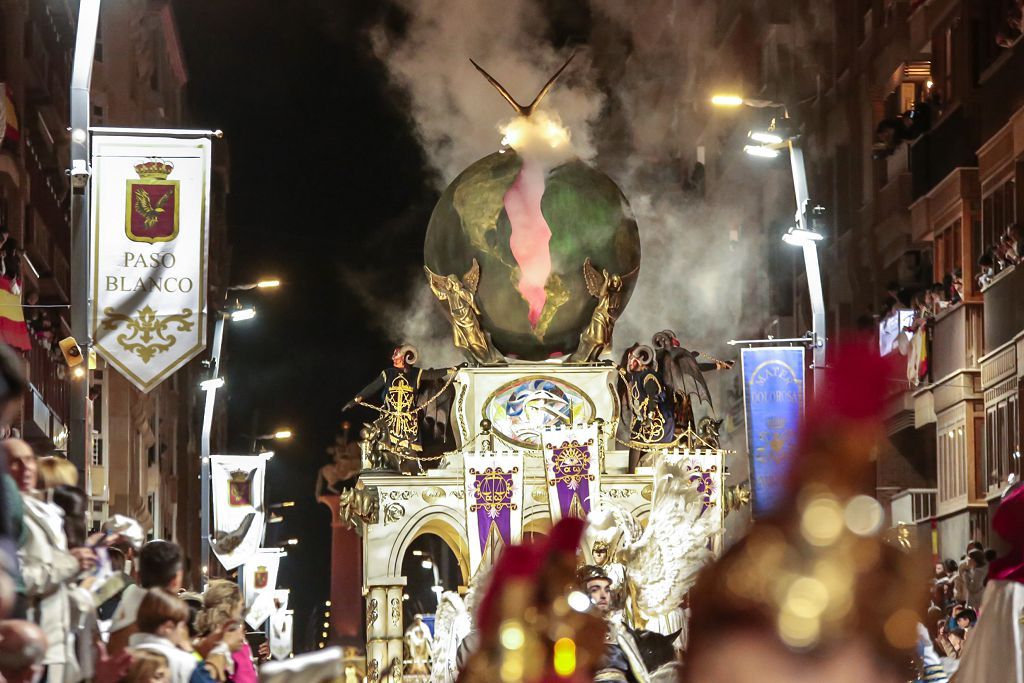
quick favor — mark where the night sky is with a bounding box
[173,1,436,649]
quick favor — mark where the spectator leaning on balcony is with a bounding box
[4,438,96,683]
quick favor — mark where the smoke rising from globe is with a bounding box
[368,0,784,366]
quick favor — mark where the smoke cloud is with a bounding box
[368,0,783,365]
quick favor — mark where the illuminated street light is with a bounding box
[710,94,745,107]
[273,429,293,440]
[782,225,825,246]
[227,278,283,291]
[749,130,784,145]
[200,377,226,391]
[711,92,826,396]
[230,307,256,322]
[743,144,780,158]
[285,538,299,546]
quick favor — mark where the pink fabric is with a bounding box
[988,483,1024,584]
[229,642,258,683]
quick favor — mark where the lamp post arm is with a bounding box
[787,137,826,395]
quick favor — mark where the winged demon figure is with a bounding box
[568,257,639,363]
[425,259,503,364]
[652,329,733,432]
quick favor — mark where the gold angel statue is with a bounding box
[568,257,639,363]
[425,259,503,365]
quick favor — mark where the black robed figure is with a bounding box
[345,345,455,469]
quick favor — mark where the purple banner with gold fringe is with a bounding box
[464,453,523,574]
[542,424,601,523]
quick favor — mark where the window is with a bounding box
[980,177,1017,255]
[935,219,962,282]
[985,392,1021,493]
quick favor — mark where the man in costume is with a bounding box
[617,345,674,471]
[950,477,1024,682]
[344,345,455,471]
[579,564,648,683]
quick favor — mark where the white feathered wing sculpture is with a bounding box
[430,592,471,683]
[617,455,719,635]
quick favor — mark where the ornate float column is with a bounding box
[386,583,406,683]
[365,577,406,683]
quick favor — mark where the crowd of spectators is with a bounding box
[925,542,998,676]
[0,345,267,683]
[976,223,1020,290]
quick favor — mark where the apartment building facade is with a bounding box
[0,0,229,584]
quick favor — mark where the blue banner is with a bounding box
[741,347,805,517]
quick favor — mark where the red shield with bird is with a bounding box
[126,160,179,243]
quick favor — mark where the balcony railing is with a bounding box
[910,106,975,199]
[25,339,67,428]
[890,488,937,525]
[931,302,984,380]
[983,265,1024,354]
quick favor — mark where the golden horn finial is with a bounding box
[470,52,577,117]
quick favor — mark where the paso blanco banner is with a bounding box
[91,131,212,392]
[210,454,270,570]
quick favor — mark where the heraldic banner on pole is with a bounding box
[463,452,524,574]
[90,132,212,393]
[269,609,294,661]
[210,454,270,571]
[243,548,284,629]
[740,346,805,517]
[541,423,601,524]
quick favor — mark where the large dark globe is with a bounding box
[424,149,641,360]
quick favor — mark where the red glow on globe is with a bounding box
[503,161,552,327]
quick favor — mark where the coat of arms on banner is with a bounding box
[463,453,524,574]
[229,469,254,507]
[210,454,269,570]
[542,424,601,523]
[127,160,179,243]
[91,133,212,393]
[254,565,269,589]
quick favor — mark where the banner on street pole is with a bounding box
[463,452,523,575]
[243,548,284,629]
[90,131,212,392]
[210,454,269,570]
[740,347,805,517]
[269,609,293,661]
[541,423,601,523]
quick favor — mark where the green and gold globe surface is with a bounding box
[424,149,640,360]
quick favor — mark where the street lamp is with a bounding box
[250,429,293,452]
[226,278,282,292]
[230,307,257,322]
[711,93,827,396]
[199,279,281,587]
[68,0,102,479]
